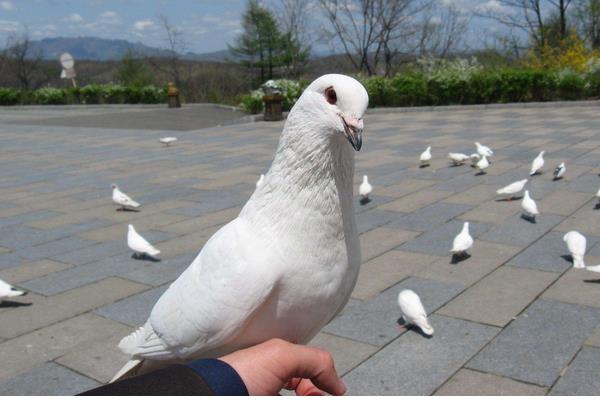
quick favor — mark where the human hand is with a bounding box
[219,338,346,396]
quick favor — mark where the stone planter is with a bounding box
[263,94,284,121]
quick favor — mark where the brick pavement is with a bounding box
[0,103,599,394]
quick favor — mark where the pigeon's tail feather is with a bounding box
[110,358,143,383]
[129,200,140,208]
[6,289,26,297]
[415,316,434,336]
[147,247,161,256]
[586,265,600,273]
[573,255,586,269]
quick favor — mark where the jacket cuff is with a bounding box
[186,358,249,396]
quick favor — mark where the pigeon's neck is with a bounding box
[242,111,356,238]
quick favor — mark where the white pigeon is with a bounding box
[521,190,539,220]
[586,265,600,273]
[476,155,489,174]
[159,137,178,146]
[475,142,493,157]
[597,187,600,205]
[448,152,470,166]
[470,153,481,167]
[563,231,587,269]
[530,151,545,175]
[127,224,161,258]
[112,184,140,211]
[255,174,265,189]
[111,74,369,382]
[450,222,474,256]
[397,289,434,336]
[553,162,566,180]
[359,175,372,200]
[0,278,26,302]
[419,146,432,166]
[496,179,528,200]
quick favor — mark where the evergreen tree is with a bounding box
[116,49,151,87]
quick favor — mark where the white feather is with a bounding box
[159,137,178,145]
[127,225,160,256]
[496,179,528,196]
[476,155,489,172]
[112,184,140,208]
[563,231,587,269]
[554,162,566,179]
[448,152,469,165]
[475,142,493,157]
[530,151,545,175]
[451,222,474,254]
[359,175,372,198]
[419,146,432,164]
[521,190,539,216]
[0,278,26,299]
[398,289,433,336]
[256,174,265,189]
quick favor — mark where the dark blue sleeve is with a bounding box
[186,359,249,396]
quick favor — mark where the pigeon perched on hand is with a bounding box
[111,74,369,382]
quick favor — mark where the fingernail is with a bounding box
[337,380,347,394]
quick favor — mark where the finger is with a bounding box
[281,344,346,395]
[284,378,301,390]
[295,378,325,396]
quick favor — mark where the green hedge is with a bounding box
[362,68,600,107]
[0,84,167,106]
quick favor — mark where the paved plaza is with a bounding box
[0,102,599,395]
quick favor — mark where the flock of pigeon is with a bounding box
[360,141,600,336]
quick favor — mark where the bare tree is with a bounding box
[274,0,314,77]
[418,3,470,59]
[3,32,44,89]
[574,0,600,49]
[149,15,188,88]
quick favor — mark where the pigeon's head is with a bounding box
[128,224,134,231]
[111,184,117,189]
[297,74,369,151]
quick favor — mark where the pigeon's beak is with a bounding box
[341,115,363,151]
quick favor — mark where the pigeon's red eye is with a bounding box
[325,87,337,105]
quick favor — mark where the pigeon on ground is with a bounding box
[159,137,178,146]
[521,190,539,221]
[0,279,27,302]
[496,179,528,200]
[359,175,372,200]
[596,187,600,206]
[127,225,161,258]
[530,151,545,175]
[586,265,600,273]
[470,153,481,167]
[563,231,587,269]
[256,174,265,189]
[112,184,140,211]
[476,155,489,174]
[111,74,369,382]
[451,222,474,256]
[553,162,566,180]
[419,146,432,166]
[398,289,433,336]
[448,153,470,166]
[475,142,493,157]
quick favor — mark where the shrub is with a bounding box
[33,88,67,105]
[0,88,20,105]
[556,69,585,100]
[239,90,264,114]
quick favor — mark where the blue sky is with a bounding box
[0,0,512,54]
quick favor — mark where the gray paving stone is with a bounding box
[468,298,600,386]
[550,346,600,395]
[435,368,548,395]
[398,219,492,256]
[17,236,97,261]
[324,277,463,346]
[388,202,473,232]
[49,240,127,265]
[116,252,195,287]
[95,284,168,327]
[479,213,564,247]
[344,315,499,395]
[355,209,402,234]
[0,362,97,395]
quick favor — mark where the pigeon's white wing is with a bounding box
[129,231,159,255]
[114,189,140,208]
[0,279,24,298]
[126,218,278,360]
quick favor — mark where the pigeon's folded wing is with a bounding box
[138,219,278,360]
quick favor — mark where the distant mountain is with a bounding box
[26,36,235,62]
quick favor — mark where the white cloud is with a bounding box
[477,0,505,13]
[0,1,15,11]
[133,19,154,31]
[31,23,56,38]
[62,13,83,23]
[0,19,18,32]
[98,11,120,24]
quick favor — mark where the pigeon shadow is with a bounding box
[396,317,433,339]
[584,279,600,284]
[419,164,430,169]
[117,208,141,212]
[530,172,541,176]
[451,253,471,264]
[521,214,537,224]
[132,253,161,262]
[594,203,600,210]
[0,300,32,308]
[359,197,372,206]
[475,171,487,176]
[552,177,563,181]
[561,254,573,263]
[495,196,523,202]
[448,163,463,168]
